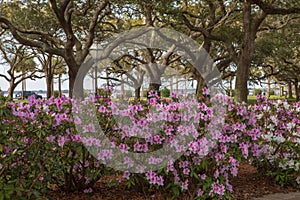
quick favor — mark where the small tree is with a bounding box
[35,51,66,99]
[0,39,40,99]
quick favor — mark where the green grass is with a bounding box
[247,95,296,104]
[13,99,28,103]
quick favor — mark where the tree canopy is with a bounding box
[0,0,299,101]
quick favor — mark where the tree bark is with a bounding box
[44,54,54,99]
[7,81,16,99]
[294,79,299,101]
[144,4,153,26]
[46,74,53,99]
[234,1,264,102]
[21,74,26,100]
[69,66,83,99]
[135,86,141,100]
[235,2,251,102]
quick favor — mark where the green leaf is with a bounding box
[171,186,179,197]
[0,192,4,200]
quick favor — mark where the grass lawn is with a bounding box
[247,95,296,104]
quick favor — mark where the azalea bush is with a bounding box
[84,90,239,199]
[250,95,300,187]
[0,95,111,199]
[0,88,299,199]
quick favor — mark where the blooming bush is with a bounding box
[0,89,299,199]
[0,95,111,199]
[250,95,300,187]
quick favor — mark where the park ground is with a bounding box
[48,162,298,200]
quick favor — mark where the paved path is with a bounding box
[253,192,300,200]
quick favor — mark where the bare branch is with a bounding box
[0,74,9,82]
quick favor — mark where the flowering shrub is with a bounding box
[96,87,112,102]
[0,95,111,199]
[0,89,299,199]
[250,95,300,187]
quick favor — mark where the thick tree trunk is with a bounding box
[234,2,256,103]
[7,81,16,99]
[234,60,252,102]
[69,66,83,99]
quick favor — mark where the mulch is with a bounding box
[48,162,298,200]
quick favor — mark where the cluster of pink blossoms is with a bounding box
[2,89,299,198]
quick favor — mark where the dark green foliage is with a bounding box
[160,87,170,98]
[254,89,262,95]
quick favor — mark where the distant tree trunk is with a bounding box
[288,81,293,99]
[229,76,233,97]
[45,54,54,99]
[294,79,299,101]
[22,74,26,100]
[280,86,284,96]
[106,67,109,87]
[46,74,53,98]
[58,74,62,97]
[176,74,179,93]
[267,78,271,97]
[121,79,125,94]
[135,86,141,100]
[51,77,54,95]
